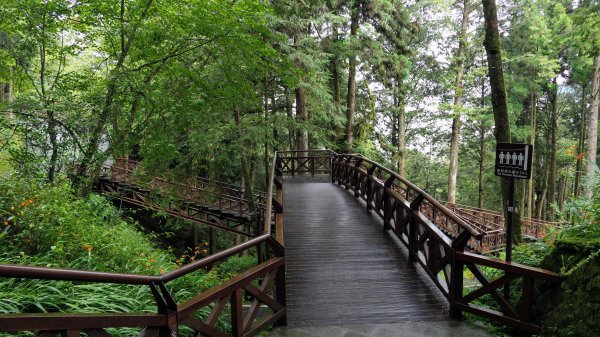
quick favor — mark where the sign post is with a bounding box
[495,143,532,300]
[494,143,533,263]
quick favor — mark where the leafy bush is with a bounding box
[0,175,258,336]
[0,177,175,273]
[538,179,600,337]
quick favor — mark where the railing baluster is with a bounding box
[365,164,376,211]
[408,195,424,262]
[275,263,287,327]
[450,230,471,320]
[231,288,244,337]
[520,276,534,322]
[353,158,362,197]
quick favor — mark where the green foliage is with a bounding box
[540,226,600,337]
[0,174,258,335]
[0,176,173,272]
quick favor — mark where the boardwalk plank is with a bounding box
[283,178,448,327]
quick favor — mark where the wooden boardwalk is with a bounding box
[283,177,449,327]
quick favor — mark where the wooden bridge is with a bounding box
[97,157,555,254]
[0,150,563,336]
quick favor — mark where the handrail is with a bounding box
[446,202,561,226]
[263,153,277,234]
[109,158,260,194]
[104,158,266,212]
[276,149,338,156]
[0,149,282,283]
[0,264,159,285]
[336,153,483,239]
[329,150,563,333]
[0,236,273,285]
[162,234,270,282]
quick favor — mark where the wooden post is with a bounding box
[274,264,287,327]
[519,276,534,322]
[274,158,284,246]
[331,157,336,182]
[344,156,352,190]
[272,192,284,246]
[408,217,417,262]
[383,191,392,231]
[152,283,179,337]
[231,288,244,337]
[291,156,295,176]
[366,165,376,211]
[450,230,470,320]
[353,158,362,197]
[383,176,396,231]
[408,195,424,262]
[63,330,80,337]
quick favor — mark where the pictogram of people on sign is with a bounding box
[495,143,532,179]
[498,151,525,166]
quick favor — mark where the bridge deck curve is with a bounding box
[283,176,449,327]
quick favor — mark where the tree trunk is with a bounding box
[585,53,600,198]
[478,128,485,208]
[47,110,59,183]
[75,0,154,193]
[527,91,537,219]
[396,77,406,177]
[235,107,256,215]
[574,86,586,198]
[331,24,341,108]
[548,85,559,221]
[37,17,59,183]
[535,168,549,220]
[296,87,309,153]
[478,75,486,209]
[448,0,470,205]
[345,0,361,152]
[482,0,521,243]
[264,86,270,188]
[0,67,13,102]
[285,87,295,150]
[520,179,526,218]
[558,176,566,211]
[331,23,343,147]
[1,67,13,120]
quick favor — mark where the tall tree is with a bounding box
[448,0,473,205]
[570,1,600,198]
[296,86,309,152]
[482,0,522,243]
[346,0,362,152]
[75,0,155,191]
[548,84,559,220]
[574,86,586,197]
[586,54,600,197]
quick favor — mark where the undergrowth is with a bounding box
[0,175,257,336]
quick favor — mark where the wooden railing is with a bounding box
[0,153,286,336]
[331,153,563,333]
[0,149,562,334]
[103,158,266,218]
[445,203,559,245]
[276,149,336,176]
[453,251,563,332]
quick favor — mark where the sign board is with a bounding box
[494,143,533,179]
